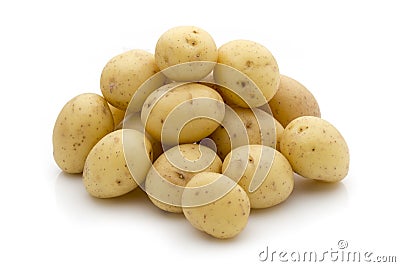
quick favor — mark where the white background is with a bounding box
[1,0,399,266]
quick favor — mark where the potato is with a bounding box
[122,112,163,161]
[214,40,280,106]
[83,129,153,198]
[210,107,279,159]
[53,93,114,173]
[108,103,125,129]
[222,145,294,209]
[182,172,250,239]
[155,26,218,81]
[142,82,225,144]
[280,116,349,182]
[269,75,321,127]
[145,144,222,213]
[100,49,159,110]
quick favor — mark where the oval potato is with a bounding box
[269,75,321,127]
[182,172,250,239]
[222,145,294,209]
[155,26,218,81]
[100,49,159,110]
[280,116,349,182]
[142,82,225,144]
[215,40,280,105]
[52,93,114,173]
[83,129,153,198]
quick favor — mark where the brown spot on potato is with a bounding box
[245,60,254,68]
[248,156,254,163]
[185,38,198,46]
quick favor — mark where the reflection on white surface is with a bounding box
[248,174,349,237]
[55,170,348,239]
[55,171,160,222]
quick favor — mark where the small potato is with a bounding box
[182,172,250,239]
[222,145,294,209]
[145,144,222,213]
[269,75,321,127]
[53,93,114,173]
[108,103,125,129]
[100,49,159,110]
[210,107,280,159]
[280,116,349,182]
[214,40,280,106]
[142,82,225,144]
[155,26,218,81]
[83,129,153,198]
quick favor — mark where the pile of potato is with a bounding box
[53,26,349,239]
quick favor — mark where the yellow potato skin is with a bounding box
[52,93,114,174]
[269,75,321,128]
[143,83,224,144]
[213,85,252,108]
[216,40,280,103]
[182,172,250,239]
[145,144,222,213]
[100,49,159,110]
[83,129,153,198]
[280,116,349,182]
[222,145,294,209]
[210,107,279,159]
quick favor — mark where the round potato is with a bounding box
[145,144,222,213]
[83,129,153,198]
[100,49,159,110]
[280,116,349,182]
[214,40,280,106]
[182,172,250,239]
[53,93,114,173]
[269,75,321,127]
[155,26,218,81]
[210,107,279,159]
[141,82,225,144]
[222,145,294,209]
